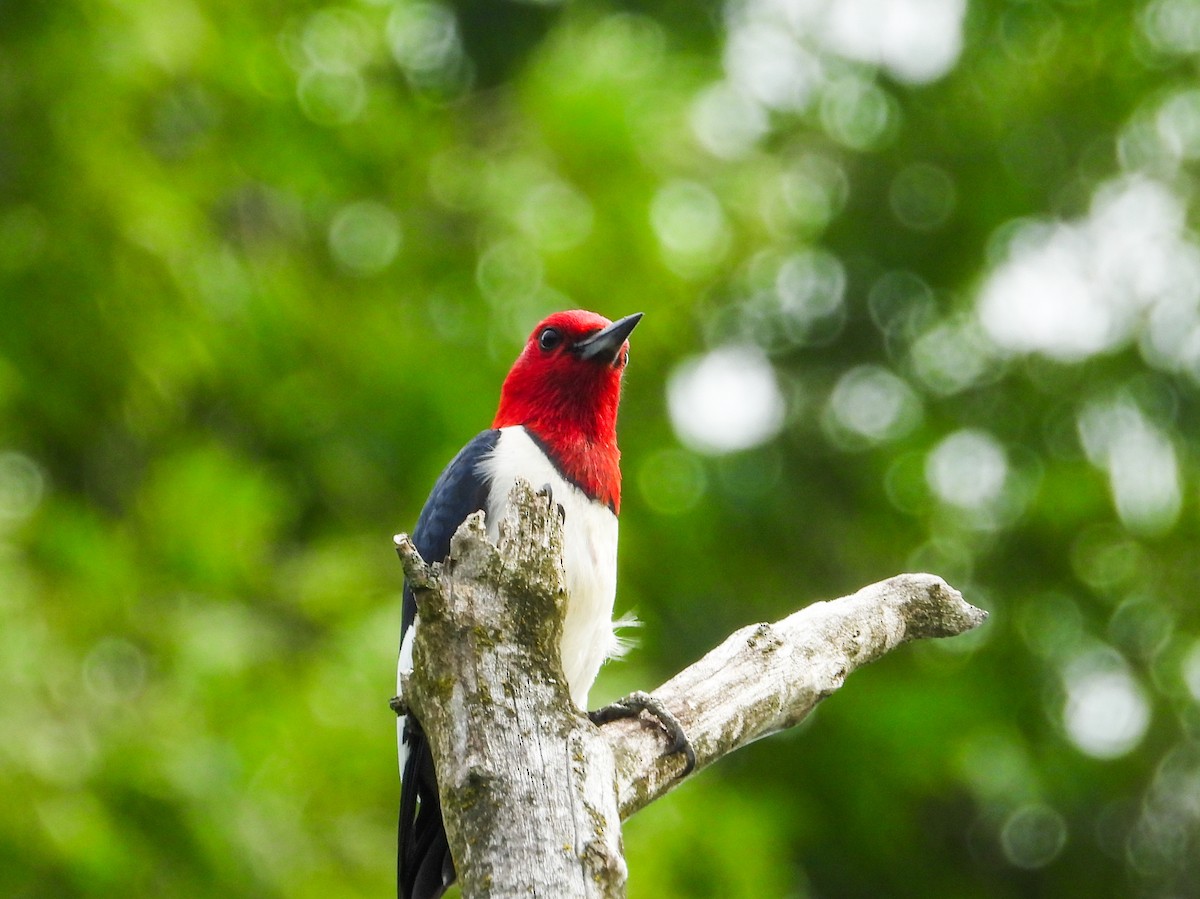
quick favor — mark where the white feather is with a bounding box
[482,426,620,708]
[398,425,621,780]
[397,620,416,777]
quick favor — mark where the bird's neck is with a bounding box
[522,424,622,514]
[493,380,624,513]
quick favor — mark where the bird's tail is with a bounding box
[398,720,455,899]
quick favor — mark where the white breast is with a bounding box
[482,426,620,708]
[398,425,621,778]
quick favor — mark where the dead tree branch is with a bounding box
[396,480,987,898]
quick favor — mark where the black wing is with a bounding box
[399,429,500,899]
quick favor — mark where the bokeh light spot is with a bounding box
[775,154,849,234]
[667,346,786,455]
[889,162,956,231]
[1063,651,1151,759]
[83,638,147,704]
[823,365,922,449]
[572,12,666,83]
[956,730,1038,804]
[650,180,730,277]
[26,721,100,787]
[868,269,936,341]
[302,7,374,74]
[1141,0,1200,56]
[721,0,965,97]
[737,248,848,352]
[821,0,967,83]
[723,21,822,111]
[328,201,402,276]
[173,600,281,676]
[1077,397,1181,536]
[1125,743,1200,879]
[1070,526,1148,593]
[1155,88,1200,161]
[1108,597,1174,664]
[1000,803,1068,869]
[771,248,847,346]
[475,238,544,305]
[925,429,1007,510]
[977,177,1200,365]
[0,451,45,522]
[1182,641,1200,702]
[999,4,1062,65]
[388,2,459,76]
[819,76,896,150]
[517,182,594,252]
[691,82,769,160]
[296,68,365,126]
[910,315,998,396]
[387,1,472,97]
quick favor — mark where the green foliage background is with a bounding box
[4,0,1200,896]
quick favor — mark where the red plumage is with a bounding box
[492,310,633,513]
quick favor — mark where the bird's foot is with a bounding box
[589,690,695,777]
[537,482,566,524]
[388,695,408,716]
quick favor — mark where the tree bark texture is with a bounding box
[396,481,988,899]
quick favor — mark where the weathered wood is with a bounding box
[399,481,625,899]
[602,573,989,818]
[397,480,988,898]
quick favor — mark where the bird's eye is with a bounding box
[618,349,629,368]
[538,328,563,352]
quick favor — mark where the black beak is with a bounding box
[575,312,643,363]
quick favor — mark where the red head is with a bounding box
[493,310,642,513]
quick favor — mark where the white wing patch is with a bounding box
[397,618,417,778]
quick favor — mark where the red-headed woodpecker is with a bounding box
[396,310,648,899]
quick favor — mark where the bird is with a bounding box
[395,309,679,899]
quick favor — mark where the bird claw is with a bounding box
[588,690,695,777]
[537,483,566,524]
